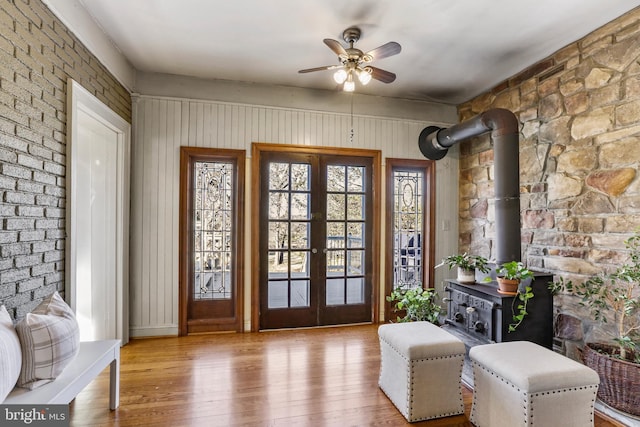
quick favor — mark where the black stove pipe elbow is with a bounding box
[418,108,521,265]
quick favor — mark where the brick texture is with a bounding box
[0,0,131,320]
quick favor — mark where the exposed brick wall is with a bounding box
[457,8,640,358]
[0,0,131,320]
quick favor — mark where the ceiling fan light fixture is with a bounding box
[343,73,355,92]
[298,27,401,93]
[357,68,372,85]
[333,68,348,84]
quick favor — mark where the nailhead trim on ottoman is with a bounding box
[378,321,466,422]
[469,341,600,427]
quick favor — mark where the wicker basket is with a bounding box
[582,343,640,416]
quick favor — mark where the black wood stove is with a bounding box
[443,274,554,349]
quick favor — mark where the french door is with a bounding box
[257,148,375,329]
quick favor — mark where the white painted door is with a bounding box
[67,79,130,344]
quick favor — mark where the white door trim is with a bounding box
[66,78,131,344]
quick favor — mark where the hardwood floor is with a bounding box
[70,324,622,426]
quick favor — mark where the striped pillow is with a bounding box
[0,305,22,401]
[15,292,80,390]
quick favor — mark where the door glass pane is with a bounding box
[267,161,311,309]
[348,250,363,275]
[327,223,345,245]
[393,169,424,290]
[326,278,345,305]
[347,166,364,192]
[291,163,310,191]
[291,223,310,249]
[269,163,289,190]
[326,193,345,220]
[268,222,288,250]
[269,193,289,219]
[347,194,364,220]
[291,280,310,307]
[268,281,288,308]
[327,165,345,191]
[325,163,366,307]
[193,161,233,300]
[347,223,364,247]
[268,250,288,274]
[291,193,310,219]
[347,277,364,304]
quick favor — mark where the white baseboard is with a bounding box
[129,325,178,338]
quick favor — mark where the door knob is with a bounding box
[311,248,318,254]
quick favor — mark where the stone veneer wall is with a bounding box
[457,8,640,359]
[0,0,131,320]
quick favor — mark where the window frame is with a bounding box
[384,158,436,322]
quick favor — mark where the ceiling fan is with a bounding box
[299,27,401,92]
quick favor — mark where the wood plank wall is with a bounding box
[130,95,459,336]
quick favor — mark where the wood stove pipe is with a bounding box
[418,108,521,265]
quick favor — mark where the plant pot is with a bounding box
[457,267,475,283]
[582,343,640,416]
[496,277,519,295]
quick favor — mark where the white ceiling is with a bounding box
[58,0,640,104]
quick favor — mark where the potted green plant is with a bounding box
[549,232,640,416]
[484,261,535,332]
[386,287,442,325]
[495,260,534,294]
[436,253,489,283]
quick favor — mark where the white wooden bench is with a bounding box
[3,340,121,410]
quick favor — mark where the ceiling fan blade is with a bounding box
[298,65,341,73]
[323,39,347,56]
[368,66,396,83]
[364,41,401,61]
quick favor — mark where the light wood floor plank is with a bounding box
[69,324,621,426]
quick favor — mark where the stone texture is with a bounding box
[592,34,640,72]
[539,93,563,119]
[523,210,555,229]
[548,174,583,200]
[555,313,584,340]
[572,191,615,214]
[564,92,589,115]
[577,218,604,233]
[599,137,640,167]
[470,199,488,218]
[519,145,548,181]
[616,99,640,125]
[585,68,613,89]
[585,168,635,196]
[556,148,598,174]
[570,107,614,140]
[454,9,640,375]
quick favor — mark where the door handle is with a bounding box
[311,248,318,254]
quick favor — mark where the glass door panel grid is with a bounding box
[326,165,365,305]
[267,162,311,308]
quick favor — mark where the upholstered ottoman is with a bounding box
[469,341,600,427]
[378,321,465,422]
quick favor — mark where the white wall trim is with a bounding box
[132,93,454,128]
[135,71,459,124]
[67,78,131,344]
[129,326,179,338]
[42,0,135,92]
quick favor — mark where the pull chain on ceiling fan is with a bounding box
[299,27,401,92]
